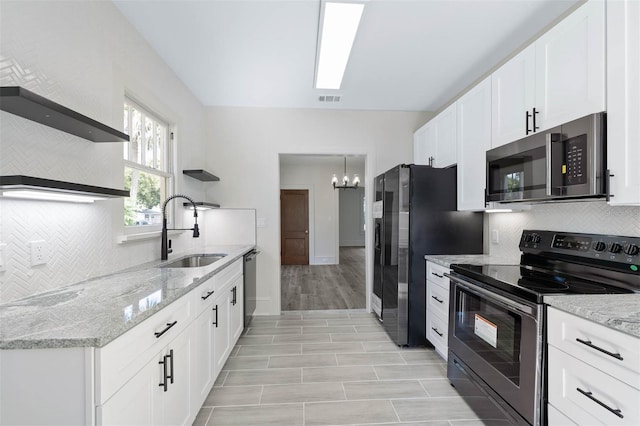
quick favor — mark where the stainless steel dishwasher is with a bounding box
[243,249,258,327]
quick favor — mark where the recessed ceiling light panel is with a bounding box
[315,2,365,90]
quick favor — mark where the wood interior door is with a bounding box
[280,189,309,265]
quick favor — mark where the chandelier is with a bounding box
[332,157,360,190]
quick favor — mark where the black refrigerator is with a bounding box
[373,164,483,346]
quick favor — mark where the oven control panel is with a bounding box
[520,230,640,271]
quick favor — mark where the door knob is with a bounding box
[305,230,309,234]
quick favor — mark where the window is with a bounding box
[123,98,173,227]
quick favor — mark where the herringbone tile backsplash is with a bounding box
[487,201,640,261]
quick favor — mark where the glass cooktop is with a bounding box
[450,263,633,304]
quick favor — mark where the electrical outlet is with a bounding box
[0,243,6,272]
[30,240,49,266]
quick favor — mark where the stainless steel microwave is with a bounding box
[486,112,606,203]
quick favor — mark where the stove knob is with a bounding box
[624,243,640,256]
[592,241,607,252]
[523,234,533,243]
[609,242,623,254]
[531,234,542,243]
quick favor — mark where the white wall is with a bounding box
[487,201,640,262]
[340,188,366,247]
[0,1,208,303]
[204,107,429,314]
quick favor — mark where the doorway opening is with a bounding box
[279,154,366,311]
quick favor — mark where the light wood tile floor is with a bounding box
[193,310,510,426]
[281,247,366,311]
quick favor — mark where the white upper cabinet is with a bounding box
[457,77,492,211]
[413,103,457,168]
[491,0,605,148]
[535,0,605,131]
[606,0,640,205]
[491,46,535,148]
[413,121,436,166]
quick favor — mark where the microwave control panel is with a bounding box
[562,134,587,186]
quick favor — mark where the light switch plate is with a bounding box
[491,230,499,244]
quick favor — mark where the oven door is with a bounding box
[447,273,543,425]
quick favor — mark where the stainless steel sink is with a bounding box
[161,253,227,268]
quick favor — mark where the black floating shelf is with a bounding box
[183,201,220,210]
[0,86,129,143]
[183,169,220,182]
[0,175,130,198]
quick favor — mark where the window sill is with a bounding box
[117,229,184,245]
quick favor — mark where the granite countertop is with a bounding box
[425,254,520,268]
[0,244,254,350]
[545,294,640,338]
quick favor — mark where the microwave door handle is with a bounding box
[546,133,553,196]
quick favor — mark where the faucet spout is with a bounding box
[161,194,200,260]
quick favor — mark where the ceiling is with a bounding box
[113,0,580,112]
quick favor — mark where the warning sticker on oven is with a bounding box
[474,314,498,348]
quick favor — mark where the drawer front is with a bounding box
[96,294,192,405]
[548,346,640,425]
[426,262,450,289]
[547,403,577,425]
[215,258,243,291]
[548,307,640,388]
[426,312,448,360]
[427,282,449,320]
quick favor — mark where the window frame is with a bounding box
[122,96,175,234]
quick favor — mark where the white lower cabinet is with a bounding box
[101,327,193,426]
[425,261,451,361]
[0,257,246,426]
[547,307,640,425]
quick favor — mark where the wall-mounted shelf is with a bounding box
[0,86,129,143]
[0,175,130,203]
[183,169,219,182]
[183,201,220,211]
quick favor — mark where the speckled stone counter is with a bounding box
[544,294,640,338]
[425,254,519,268]
[0,245,254,350]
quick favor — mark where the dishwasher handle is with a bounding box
[245,250,260,261]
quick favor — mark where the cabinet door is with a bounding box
[99,354,159,426]
[192,306,215,409]
[607,0,640,205]
[212,291,231,378]
[535,0,605,131]
[229,277,245,346]
[413,121,436,166]
[491,45,535,148]
[434,103,457,167]
[456,77,491,210]
[160,329,192,426]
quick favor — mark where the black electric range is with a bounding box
[446,230,640,426]
[451,230,640,304]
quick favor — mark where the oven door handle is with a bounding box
[445,273,535,317]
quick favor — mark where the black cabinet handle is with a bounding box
[431,272,444,279]
[159,355,168,392]
[576,387,624,418]
[606,169,614,202]
[431,327,443,337]
[201,290,215,301]
[231,286,237,306]
[154,321,178,338]
[213,305,218,327]
[532,107,539,132]
[167,349,174,384]
[526,110,532,134]
[576,338,623,360]
[431,295,444,304]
